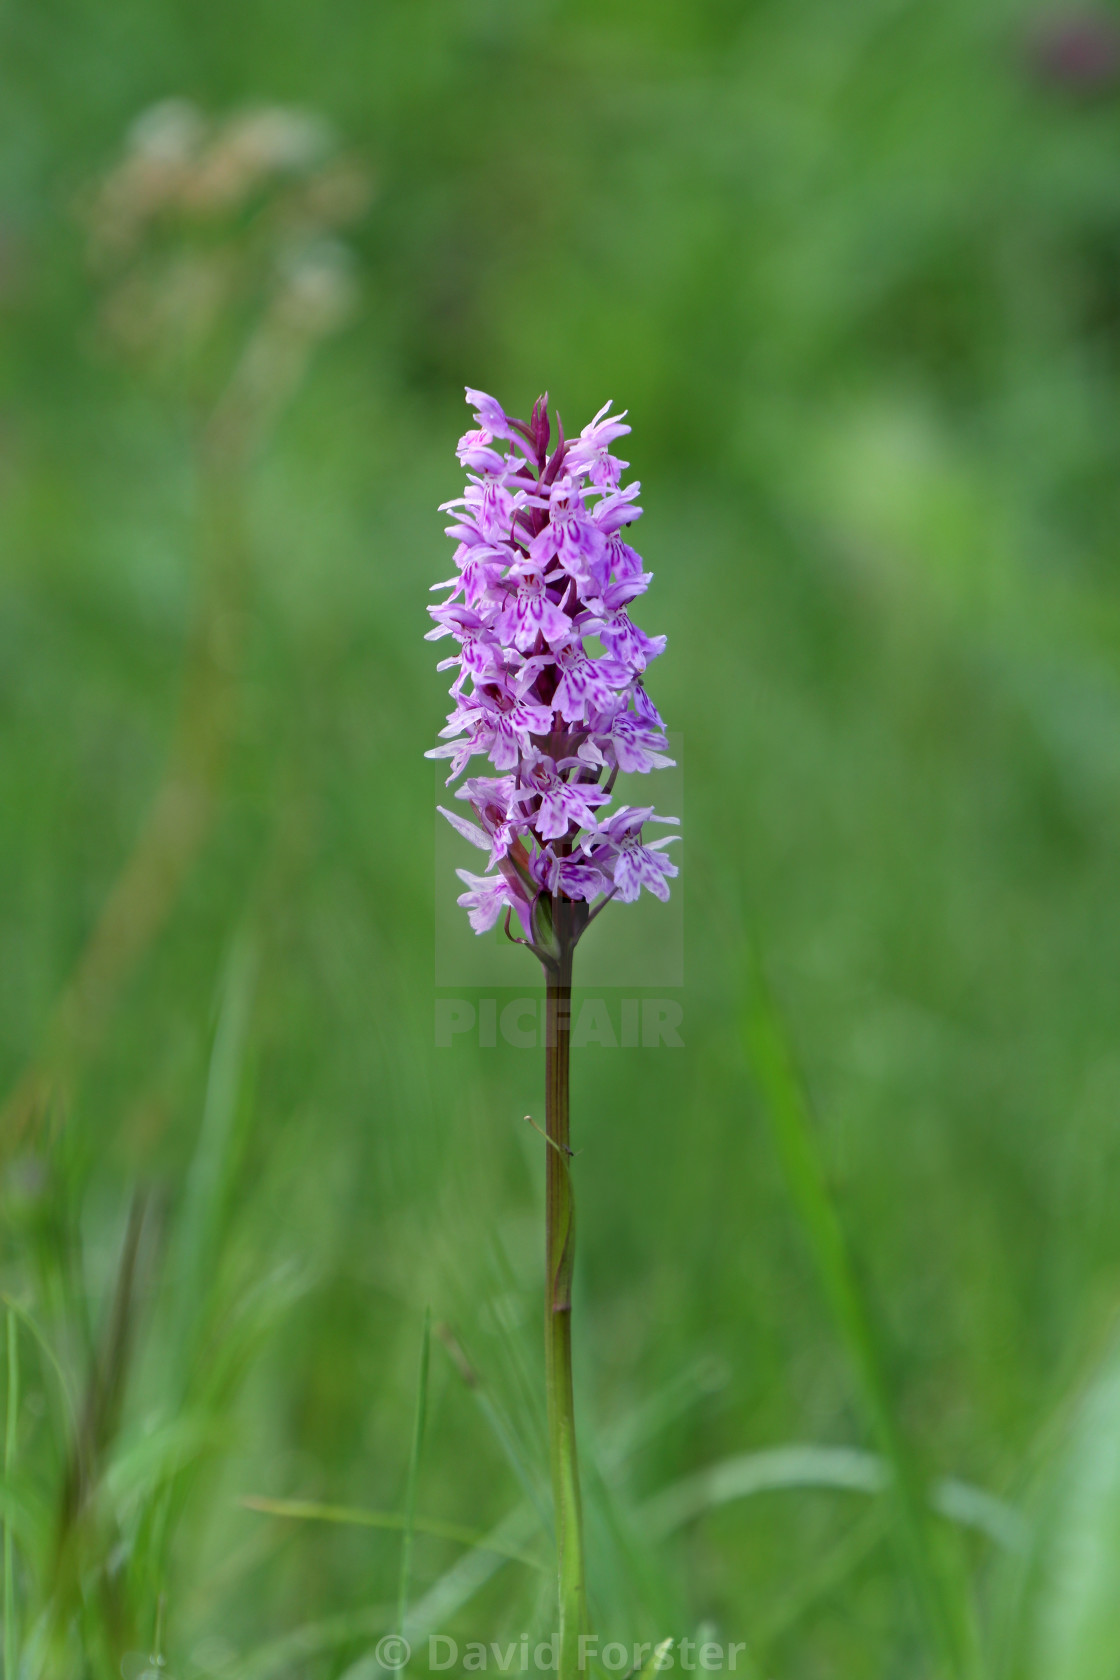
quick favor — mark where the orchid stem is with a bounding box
[543,911,585,1679]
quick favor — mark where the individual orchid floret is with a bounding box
[455,868,525,934]
[427,387,679,957]
[497,570,576,651]
[565,401,631,491]
[582,806,680,903]
[456,430,508,475]
[464,387,516,442]
[529,483,606,580]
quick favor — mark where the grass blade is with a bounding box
[640,1443,1026,1552]
[339,1504,542,1680]
[0,1297,78,1445]
[642,1443,887,1536]
[397,1308,431,1636]
[4,1309,18,1680]
[636,1639,674,1680]
[755,1507,888,1649]
[1014,1333,1120,1680]
[434,1321,551,1533]
[232,1604,395,1680]
[742,948,972,1676]
[173,929,257,1378]
[596,1357,727,1478]
[239,1495,544,1568]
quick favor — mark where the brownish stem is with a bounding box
[543,907,585,1679]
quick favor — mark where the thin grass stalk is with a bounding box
[0,293,325,1168]
[397,1309,432,1637]
[4,1310,17,1680]
[241,1496,544,1568]
[435,1322,552,1532]
[743,951,973,1678]
[0,441,248,1168]
[543,921,585,1679]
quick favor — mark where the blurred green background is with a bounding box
[7,0,1120,1674]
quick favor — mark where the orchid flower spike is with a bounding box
[426,388,678,966]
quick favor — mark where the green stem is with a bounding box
[543,924,585,1680]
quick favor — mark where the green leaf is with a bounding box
[1023,1336,1120,1680]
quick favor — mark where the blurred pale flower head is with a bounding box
[274,238,359,336]
[83,98,372,387]
[184,106,333,211]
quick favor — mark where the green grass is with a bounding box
[6,0,1120,1672]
